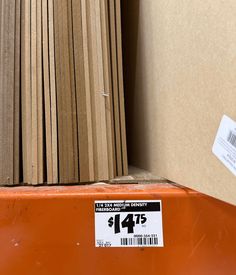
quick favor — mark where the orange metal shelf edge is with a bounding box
[0,183,235,275]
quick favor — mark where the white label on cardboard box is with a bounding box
[94,200,164,248]
[213,115,236,176]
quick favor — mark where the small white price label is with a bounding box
[213,115,236,176]
[94,200,164,248]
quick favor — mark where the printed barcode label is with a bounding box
[121,237,158,246]
[213,115,236,176]
[95,200,164,248]
[227,131,236,148]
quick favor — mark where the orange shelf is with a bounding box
[0,183,235,275]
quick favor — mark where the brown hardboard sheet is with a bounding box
[89,0,104,181]
[115,0,128,176]
[73,0,94,182]
[67,0,79,183]
[14,0,21,184]
[85,0,99,180]
[0,0,15,184]
[108,0,123,176]
[100,0,115,179]
[54,0,79,184]
[94,0,109,181]
[31,0,38,184]
[124,0,236,205]
[21,0,32,184]
[80,0,95,181]
[86,0,106,181]
[42,0,53,183]
[0,0,5,183]
[7,0,15,184]
[36,0,44,184]
[53,0,63,183]
[48,0,58,184]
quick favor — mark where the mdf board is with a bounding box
[108,0,123,176]
[48,0,58,184]
[14,0,21,183]
[42,0,53,183]
[21,0,32,184]
[123,0,236,205]
[73,0,94,182]
[36,0,44,184]
[31,0,44,184]
[53,0,66,183]
[22,0,45,185]
[67,0,79,184]
[6,0,15,184]
[31,0,38,184]
[115,0,128,176]
[86,0,108,181]
[100,0,115,179]
[0,0,16,184]
[93,0,109,181]
[54,0,79,184]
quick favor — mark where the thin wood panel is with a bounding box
[21,0,32,184]
[48,0,58,184]
[42,0,53,183]
[86,0,99,180]
[67,0,79,184]
[0,0,16,184]
[115,0,128,176]
[14,0,21,183]
[31,0,38,184]
[100,0,116,178]
[54,0,79,184]
[93,0,109,180]
[73,0,93,182]
[36,0,44,184]
[108,0,123,176]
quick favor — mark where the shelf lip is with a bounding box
[0,183,198,199]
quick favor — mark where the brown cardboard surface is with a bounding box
[123,0,236,205]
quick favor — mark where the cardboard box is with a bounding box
[122,0,236,205]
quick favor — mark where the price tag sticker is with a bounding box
[94,200,164,248]
[213,115,236,176]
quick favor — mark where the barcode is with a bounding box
[227,131,236,148]
[120,237,158,246]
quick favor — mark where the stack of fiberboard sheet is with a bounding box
[0,0,128,185]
